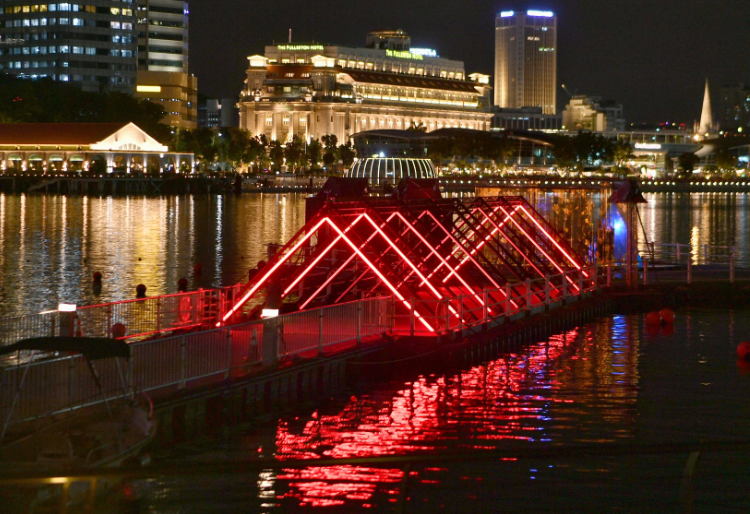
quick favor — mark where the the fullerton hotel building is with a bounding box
[237,31,493,144]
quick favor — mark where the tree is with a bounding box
[613,140,634,168]
[284,135,305,172]
[715,148,738,172]
[269,141,284,171]
[677,152,699,177]
[338,142,356,168]
[553,135,576,170]
[321,134,338,170]
[307,138,323,170]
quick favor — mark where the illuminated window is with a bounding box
[265,116,273,126]
[282,117,290,126]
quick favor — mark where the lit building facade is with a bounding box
[494,9,557,115]
[237,33,493,144]
[135,0,196,129]
[0,1,138,94]
[562,96,625,132]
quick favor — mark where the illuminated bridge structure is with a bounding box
[221,186,592,335]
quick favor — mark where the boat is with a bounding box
[0,337,157,472]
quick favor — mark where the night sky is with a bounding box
[190,0,750,125]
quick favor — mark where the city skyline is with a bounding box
[190,0,750,125]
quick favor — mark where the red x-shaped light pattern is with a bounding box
[220,197,588,332]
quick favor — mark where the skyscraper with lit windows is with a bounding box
[0,1,138,94]
[135,0,197,128]
[494,9,557,115]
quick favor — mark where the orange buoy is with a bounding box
[737,341,750,362]
[645,311,661,326]
[659,308,675,324]
[111,323,127,338]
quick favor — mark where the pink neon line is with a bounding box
[221,216,329,322]
[479,207,549,280]
[445,206,520,282]
[423,210,503,291]
[282,215,364,295]
[495,206,580,292]
[299,212,399,310]
[325,219,435,332]
[391,212,487,310]
[518,205,589,277]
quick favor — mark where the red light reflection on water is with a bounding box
[269,317,640,508]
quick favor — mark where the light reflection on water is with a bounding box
[143,309,750,512]
[2,191,748,318]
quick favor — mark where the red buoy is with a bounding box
[659,308,675,324]
[93,271,102,282]
[193,263,203,275]
[177,277,188,292]
[645,311,661,326]
[111,323,127,338]
[136,284,147,298]
[737,341,750,362]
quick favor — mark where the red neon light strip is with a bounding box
[298,212,401,310]
[220,216,329,323]
[423,210,503,291]
[325,219,435,332]
[444,206,520,282]
[494,206,580,292]
[476,207,547,279]
[518,205,589,278]
[391,212,488,310]
[282,214,364,296]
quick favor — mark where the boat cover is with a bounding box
[0,336,130,360]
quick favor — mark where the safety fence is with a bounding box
[0,297,393,431]
[393,267,599,336]
[0,284,245,349]
[638,242,748,266]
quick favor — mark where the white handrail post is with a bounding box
[687,254,692,284]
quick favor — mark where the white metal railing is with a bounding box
[0,297,393,430]
[638,242,748,266]
[393,267,598,336]
[0,284,245,348]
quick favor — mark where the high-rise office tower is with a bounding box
[494,9,557,115]
[0,1,138,94]
[135,0,197,129]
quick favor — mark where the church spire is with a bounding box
[698,78,714,136]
